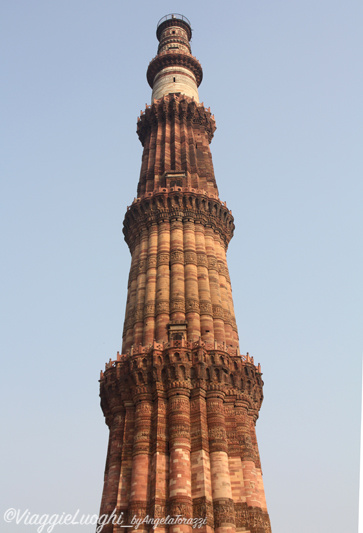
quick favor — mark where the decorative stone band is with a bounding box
[192,496,214,528]
[100,341,263,417]
[213,498,236,528]
[147,52,203,89]
[137,95,215,145]
[123,190,235,251]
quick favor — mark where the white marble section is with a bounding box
[151,66,199,102]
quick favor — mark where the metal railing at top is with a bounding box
[157,13,191,29]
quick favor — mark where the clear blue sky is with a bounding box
[1,1,362,532]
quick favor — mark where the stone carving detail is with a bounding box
[168,500,193,519]
[234,502,248,528]
[184,251,198,265]
[170,250,184,264]
[153,502,167,519]
[147,255,157,268]
[197,253,208,267]
[208,426,227,441]
[143,302,155,317]
[138,260,147,274]
[213,499,235,528]
[156,300,170,315]
[199,301,213,315]
[185,298,200,313]
[223,309,232,323]
[207,256,218,270]
[247,508,272,533]
[157,253,170,266]
[170,299,185,312]
[169,397,190,411]
[192,497,214,527]
[212,304,224,319]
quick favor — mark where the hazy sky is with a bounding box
[1,1,362,532]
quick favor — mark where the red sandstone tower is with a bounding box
[98,14,271,533]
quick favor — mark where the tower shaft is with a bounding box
[99,14,271,533]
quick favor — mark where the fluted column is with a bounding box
[204,227,226,344]
[206,390,235,533]
[170,218,185,321]
[225,402,244,533]
[216,235,239,349]
[248,415,268,512]
[155,109,164,178]
[155,221,170,342]
[115,401,135,531]
[234,400,249,529]
[212,232,234,349]
[167,388,193,533]
[128,393,153,532]
[164,108,171,172]
[195,223,214,343]
[190,388,214,533]
[149,390,168,533]
[123,236,141,352]
[143,224,158,345]
[146,122,157,193]
[183,220,200,341]
[180,107,190,178]
[98,407,125,533]
[134,228,148,345]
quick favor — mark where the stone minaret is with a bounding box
[98,14,271,533]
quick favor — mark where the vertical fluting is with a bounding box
[167,389,192,533]
[206,391,236,533]
[190,388,213,533]
[115,401,135,529]
[213,232,234,349]
[164,110,171,172]
[99,408,124,532]
[138,130,150,197]
[234,400,249,521]
[143,224,158,345]
[204,227,227,344]
[155,110,164,178]
[146,122,157,193]
[180,107,190,179]
[128,393,153,531]
[99,423,112,518]
[183,220,201,341]
[248,416,268,512]
[149,390,168,533]
[217,235,239,349]
[195,223,214,343]
[174,108,181,170]
[123,236,141,352]
[155,221,170,342]
[133,229,148,345]
[225,402,244,532]
[170,218,185,321]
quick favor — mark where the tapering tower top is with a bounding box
[147,14,203,102]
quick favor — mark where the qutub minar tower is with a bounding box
[98,14,271,533]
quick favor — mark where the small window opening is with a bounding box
[173,77,176,82]
[172,30,175,34]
